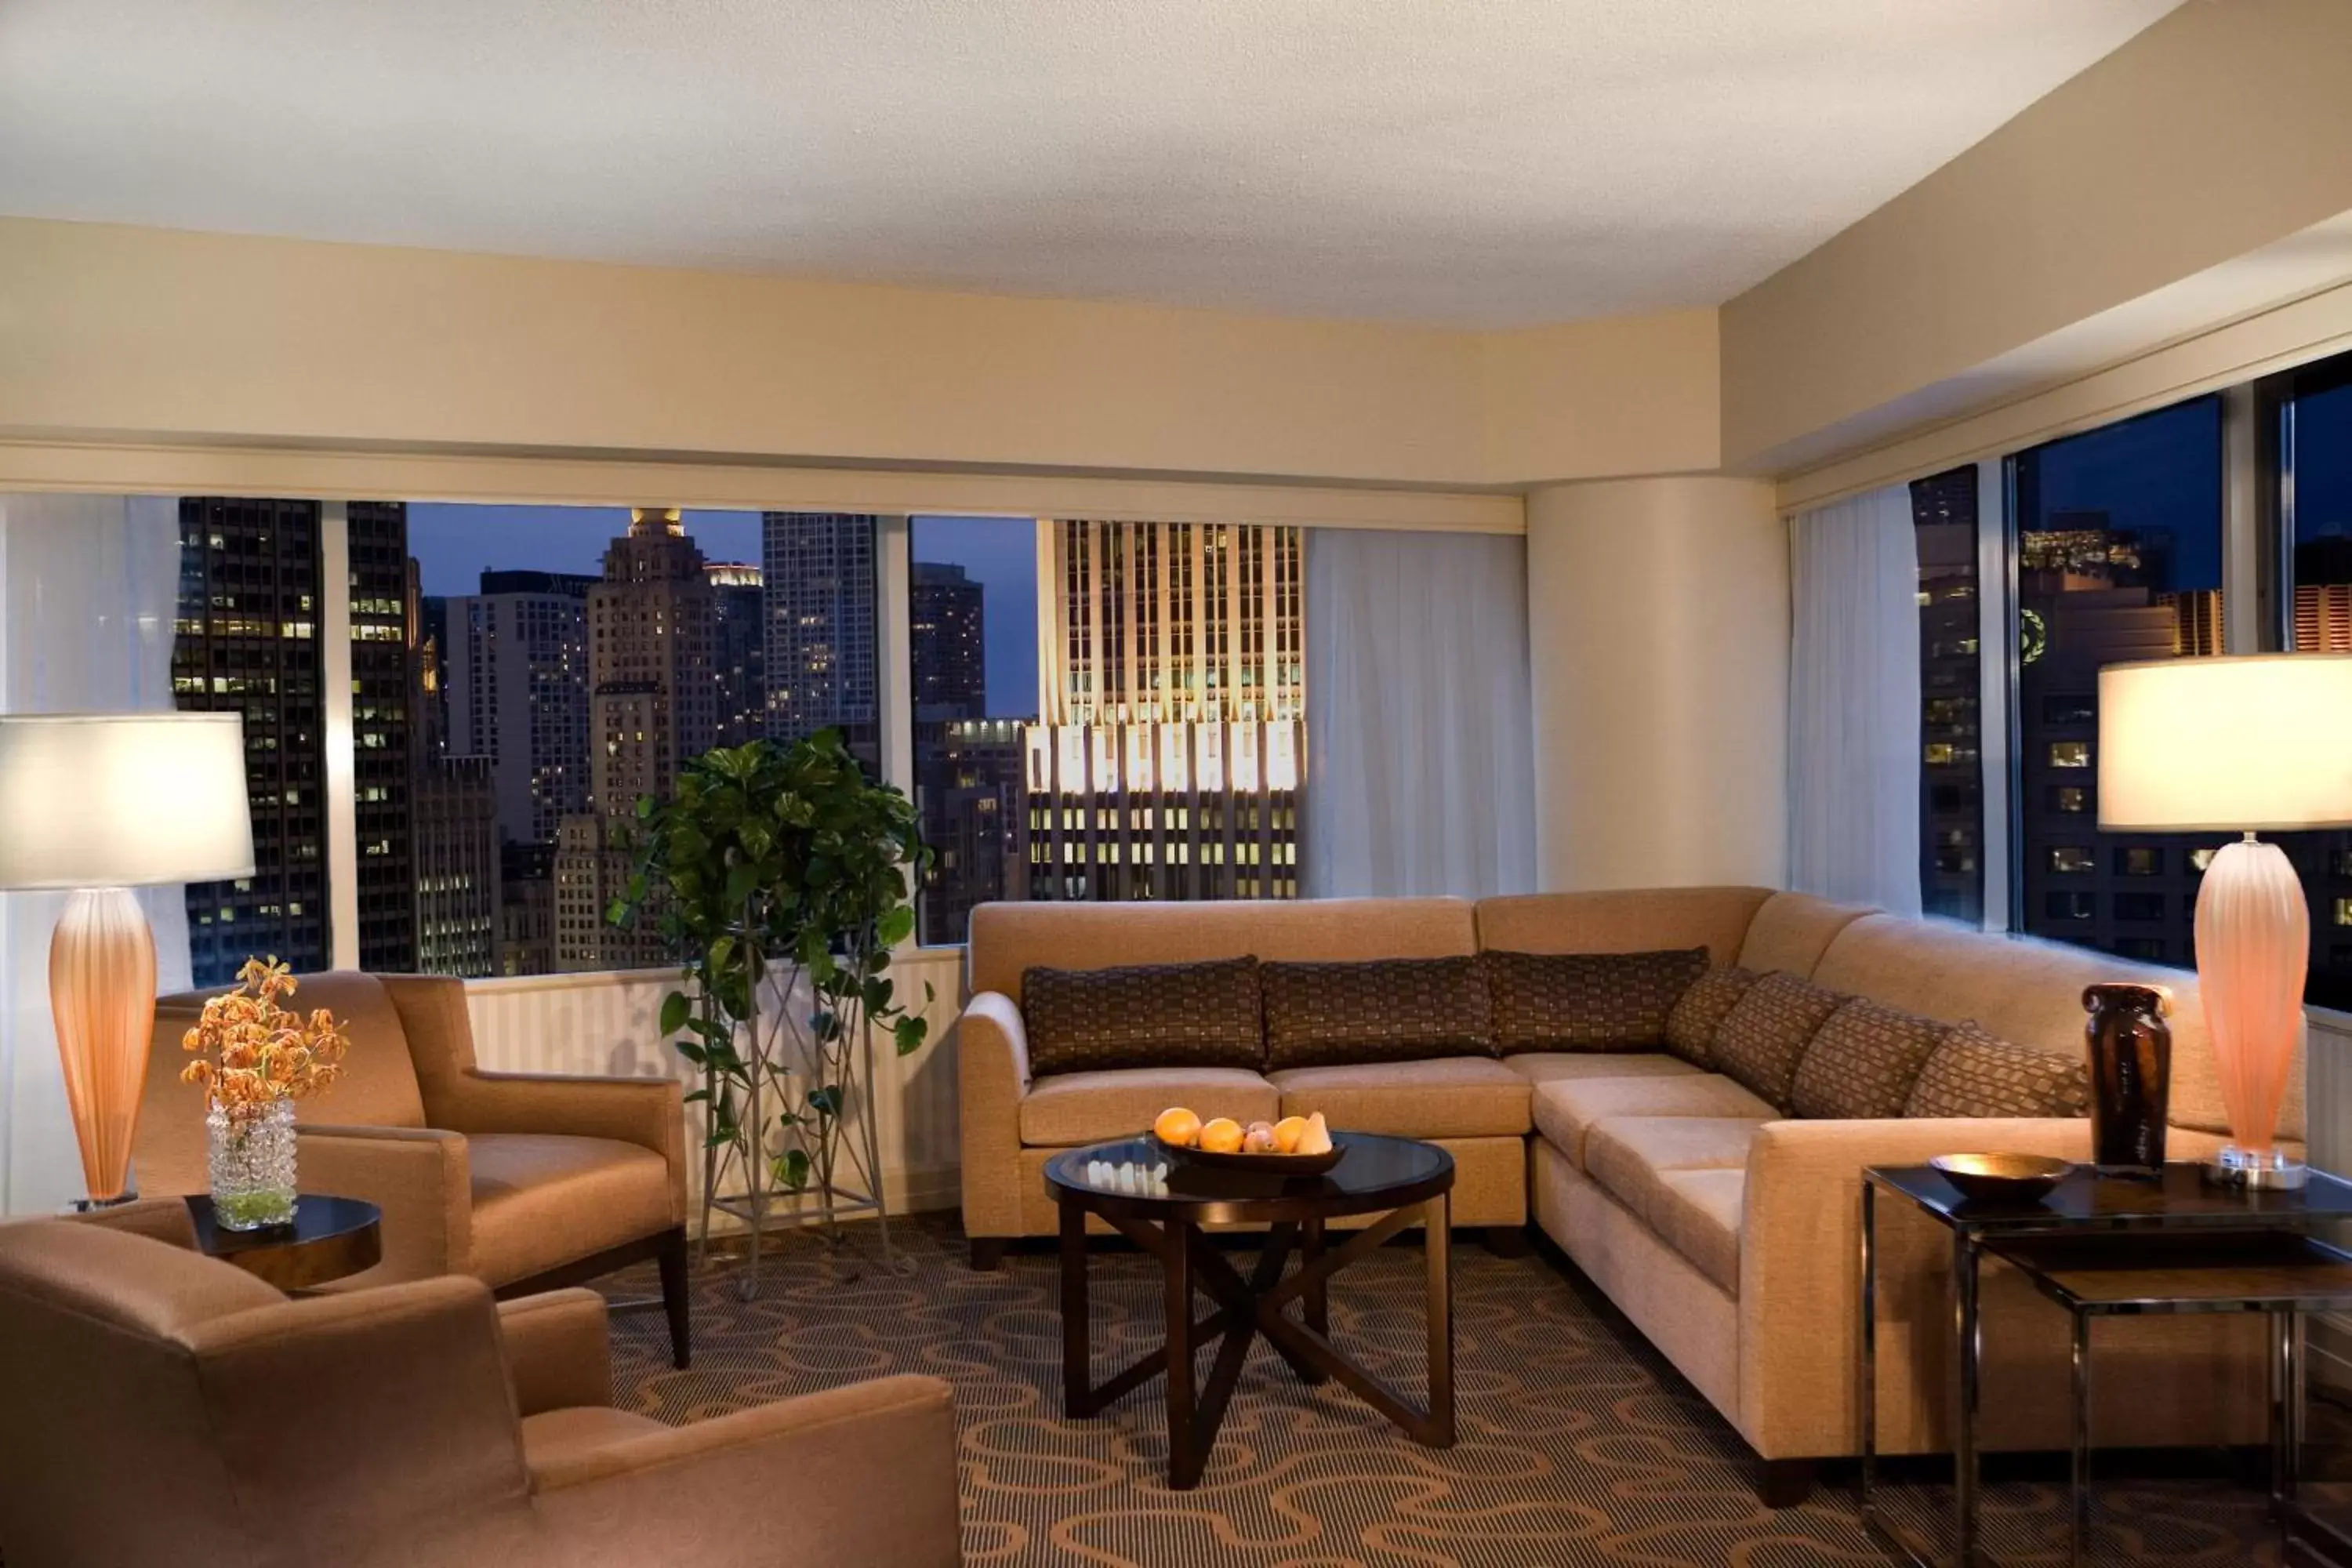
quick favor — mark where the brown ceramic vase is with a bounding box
[2082,981,2171,1173]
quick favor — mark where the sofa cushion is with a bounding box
[1663,966,1758,1069]
[1790,997,1946,1120]
[1530,1073,1777,1169]
[1905,1021,2091,1120]
[1504,1052,1705,1087]
[467,1133,675,1288]
[1584,1117,1759,1295]
[1710,972,1847,1109]
[1021,956,1263,1075]
[1260,956,1492,1069]
[1479,947,1708,1054]
[1018,1067,1278,1146]
[1269,1058,1531,1138]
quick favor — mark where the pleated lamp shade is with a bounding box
[2098,655,2352,1181]
[0,713,254,1203]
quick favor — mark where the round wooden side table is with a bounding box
[185,1193,383,1292]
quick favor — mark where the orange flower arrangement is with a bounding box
[180,956,350,1120]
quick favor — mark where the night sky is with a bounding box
[406,504,1039,717]
[2022,396,2224,592]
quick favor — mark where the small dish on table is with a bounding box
[1929,1152,2073,1203]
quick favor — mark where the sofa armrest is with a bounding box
[1736,1116,2229,1459]
[434,1073,687,1225]
[956,992,1031,1240]
[498,1288,612,1417]
[528,1374,960,1568]
[294,1123,472,1287]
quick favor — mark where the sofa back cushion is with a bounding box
[1809,913,2279,1140]
[1664,965,1757,1069]
[1734,893,1876,980]
[968,897,1475,1007]
[1481,947,1708,1054]
[1710,971,1847,1109]
[1790,998,1945,1120]
[1022,958,1265,1076]
[1261,956,1491,1069]
[1474,889,1771,968]
[1905,1020,2091,1119]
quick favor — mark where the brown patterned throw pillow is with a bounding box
[1022,958,1264,1076]
[1664,965,1759,1069]
[1261,956,1492,1070]
[1790,997,1945,1120]
[1710,971,1847,1109]
[1904,1021,2091,1120]
[1479,947,1708,1054]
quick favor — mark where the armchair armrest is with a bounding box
[498,1288,612,1417]
[294,1123,471,1287]
[434,1073,686,1226]
[1735,1116,2228,1458]
[956,992,1031,1239]
[529,1374,959,1568]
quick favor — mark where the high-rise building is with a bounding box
[706,561,766,747]
[1024,519,1305,902]
[405,557,501,978]
[348,503,417,972]
[915,717,1029,942]
[444,571,592,847]
[172,498,332,985]
[554,507,717,970]
[910,561,986,720]
[1910,466,1984,924]
[764,513,880,770]
[497,841,559,977]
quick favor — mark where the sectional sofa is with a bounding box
[955,888,2303,1502]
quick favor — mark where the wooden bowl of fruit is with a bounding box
[1151,1107,1345,1175]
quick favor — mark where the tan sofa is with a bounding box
[956,887,2303,1502]
[0,1200,961,1568]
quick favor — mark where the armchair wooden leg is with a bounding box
[970,1238,1007,1272]
[1755,1457,1816,1508]
[657,1227,691,1370]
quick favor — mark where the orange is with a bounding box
[1197,1117,1244,1154]
[1272,1115,1308,1154]
[1153,1106,1203,1147]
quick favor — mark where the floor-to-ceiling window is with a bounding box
[2010,395,2226,967]
[1911,465,1984,924]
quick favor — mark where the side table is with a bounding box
[1859,1162,2352,1568]
[186,1193,383,1292]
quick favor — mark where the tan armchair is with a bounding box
[136,971,694,1367]
[0,1202,962,1568]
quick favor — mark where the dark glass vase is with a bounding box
[2082,982,2172,1173]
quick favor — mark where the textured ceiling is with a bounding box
[0,1,2180,327]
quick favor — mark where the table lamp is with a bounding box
[2099,654,2352,1189]
[0,713,253,1207]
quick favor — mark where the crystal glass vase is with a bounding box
[207,1097,297,1229]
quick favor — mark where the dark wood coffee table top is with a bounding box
[1868,1160,2352,1235]
[1046,1131,1454,1227]
[185,1193,383,1292]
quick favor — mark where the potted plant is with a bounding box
[178,957,350,1229]
[612,730,933,1295]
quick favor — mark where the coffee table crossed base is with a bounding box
[1047,1132,1455,1490]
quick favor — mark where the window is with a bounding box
[2270,350,2352,1008]
[2012,395,2223,970]
[1911,466,1983,923]
[907,517,1037,946]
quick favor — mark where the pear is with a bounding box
[1295,1111,1333,1156]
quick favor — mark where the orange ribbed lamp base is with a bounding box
[49,887,158,1205]
[2193,835,2309,1190]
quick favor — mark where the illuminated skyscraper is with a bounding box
[554,508,716,970]
[763,513,880,770]
[705,561,767,747]
[444,571,592,847]
[1025,519,1304,902]
[910,561,986,720]
[406,558,501,978]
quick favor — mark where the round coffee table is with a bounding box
[1045,1131,1455,1490]
[184,1193,383,1292]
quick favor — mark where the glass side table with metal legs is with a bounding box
[1858,1163,2352,1568]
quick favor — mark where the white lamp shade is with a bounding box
[2098,654,2352,832]
[0,713,256,889]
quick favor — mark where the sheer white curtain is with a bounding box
[1304,528,1537,899]
[1787,486,1922,916]
[0,495,189,1214]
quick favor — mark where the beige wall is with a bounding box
[1525,477,1787,892]
[1722,0,2352,474]
[0,216,1718,495]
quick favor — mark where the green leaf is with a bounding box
[723,862,761,913]
[877,905,915,948]
[777,1146,812,1192]
[806,1084,844,1120]
[894,1015,927,1058]
[659,991,690,1036]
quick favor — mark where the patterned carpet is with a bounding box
[601,1214,2296,1566]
